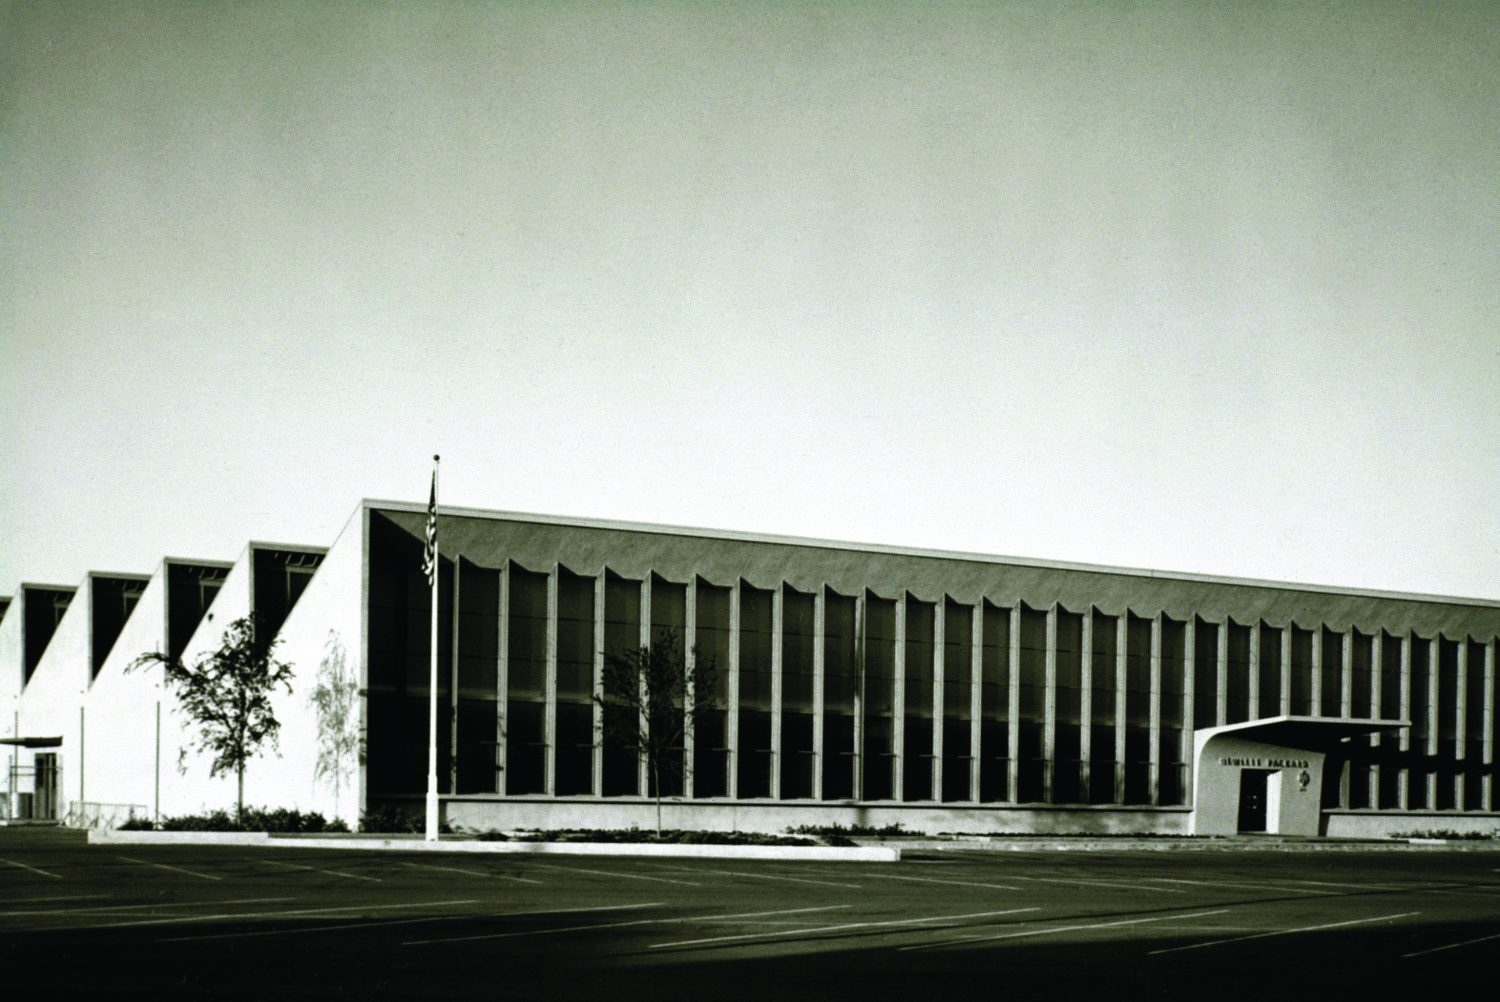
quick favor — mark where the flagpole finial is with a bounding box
[433,454,440,462]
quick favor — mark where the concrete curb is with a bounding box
[89,830,270,846]
[84,829,899,862]
[852,837,1500,853]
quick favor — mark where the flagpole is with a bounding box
[425,455,441,842]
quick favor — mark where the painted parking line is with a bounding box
[169,902,664,944]
[263,859,382,883]
[0,857,63,879]
[0,897,294,919]
[851,872,1019,891]
[903,908,1232,952]
[116,855,223,881]
[525,862,700,886]
[401,861,542,884]
[88,898,483,931]
[1146,877,1323,895]
[1147,911,1420,955]
[0,895,107,907]
[1404,929,1500,958]
[407,904,850,947]
[649,907,1040,951]
[650,864,862,889]
[1008,875,1184,894]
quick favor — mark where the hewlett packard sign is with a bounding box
[1218,757,1311,769]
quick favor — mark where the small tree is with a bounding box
[130,616,294,822]
[597,627,716,836]
[310,630,361,819]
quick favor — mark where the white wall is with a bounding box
[159,547,254,816]
[85,564,170,823]
[242,508,365,828]
[0,596,22,815]
[14,578,92,815]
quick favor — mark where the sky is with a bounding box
[2,1,1497,602]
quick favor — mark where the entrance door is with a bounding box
[1237,769,1272,833]
[33,753,58,821]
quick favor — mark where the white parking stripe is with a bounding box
[0,895,106,906]
[526,863,699,886]
[651,864,861,889]
[650,907,1039,951]
[116,855,223,881]
[0,897,293,918]
[855,873,1019,891]
[1010,875,1183,894]
[1147,877,1322,895]
[1403,929,1500,958]
[1148,911,1420,955]
[87,898,483,930]
[168,902,664,944]
[263,860,381,883]
[0,857,63,879]
[401,862,541,884]
[904,909,1232,951]
[406,904,851,946]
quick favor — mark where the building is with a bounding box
[4,498,1498,838]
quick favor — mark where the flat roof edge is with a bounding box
[360,499,1500,610]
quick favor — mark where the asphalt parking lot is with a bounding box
[2,828,1497,1000]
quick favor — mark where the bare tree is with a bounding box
[596,627,717,836]
[130,616,294,823]
[310,630,361,819]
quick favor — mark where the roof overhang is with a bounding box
[0,736,63,748]
[1197,715,1408,750]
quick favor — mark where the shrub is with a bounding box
[359,804,449,834]
[120,807,349,833]
[786,822,911,837]
[1391,828,1498,841]
[506,828,818,846]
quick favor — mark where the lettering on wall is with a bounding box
[1217,757,1310,769]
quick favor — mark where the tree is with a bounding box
[130,616,294,822]
[596,627,717,836]
[310,630,361,819]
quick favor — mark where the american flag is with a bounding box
[421,466,437,585]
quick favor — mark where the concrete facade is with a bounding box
[3,498,1498,837]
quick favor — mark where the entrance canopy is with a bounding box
[1190,716,1408,836]
[1196,714,1409,751]
[0,736,62,748]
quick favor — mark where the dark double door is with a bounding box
[1236,768,1274,833]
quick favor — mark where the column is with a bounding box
[1042,604,1057,803]
[811,587,826,801]
[1009,605,1022,802]
[1149,612,1162,805]
[970,604,984,802]
[543,565,558,796]
[683,578,697,799]
[1455,638,1468,812]
[1398,631,1412,810]
[769,584,784,800]
[1426,635,1440,808]
[1247,622,1261,720]
[1114,613,1127,803]
[931,600,945,802]
[892,595,907,801]
[1216,622,1229,726]
[591,574,605,796]
[1368,631,1383,808]
[1483,640,1496,812]
[852,591,866,800]
[1181,615,1195,795]
[638,577,651,796]
[450,557,462,795]
[1279,627,1293,716]
[726,581,741,799]
[496,562,510,796]
[1080,608,1094,805]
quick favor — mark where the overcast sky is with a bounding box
[2,1,1496,601]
